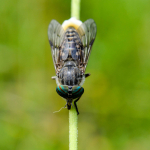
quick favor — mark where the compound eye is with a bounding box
[56,85,68,99]
[72,86,84,99]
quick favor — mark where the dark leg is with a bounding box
[85,73,90,78]
[74,97,81,115]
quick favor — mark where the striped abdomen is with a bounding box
[60,27,82,62]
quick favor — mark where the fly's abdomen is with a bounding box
[61,27,82,61]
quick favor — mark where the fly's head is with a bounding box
[56,85,84,109]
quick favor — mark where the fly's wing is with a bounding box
[77,19,97,72]
[48,20,65,73]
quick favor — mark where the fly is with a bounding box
[48,18,97,115]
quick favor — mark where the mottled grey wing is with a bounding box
[48,20,65,72]
[77,19,97,71]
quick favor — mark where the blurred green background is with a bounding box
[0,0,150,149]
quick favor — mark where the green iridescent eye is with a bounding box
[56,85,84,99]
[56,85,68,99]
[72,86,84,99]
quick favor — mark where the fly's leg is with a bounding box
[85,73,90,78]
[74,97,81,115]
[64,103,67,108]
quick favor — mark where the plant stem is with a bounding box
[69,1,80,150]
[71,0,80,20]
[69,106,78,150]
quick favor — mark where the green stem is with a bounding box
[69,106,78,150]
[71,0,80,20]
[69,1,80,150]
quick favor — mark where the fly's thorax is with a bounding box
[63,61,76,67]
[58,61,83,86]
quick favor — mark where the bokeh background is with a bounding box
[0,0,150,149]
